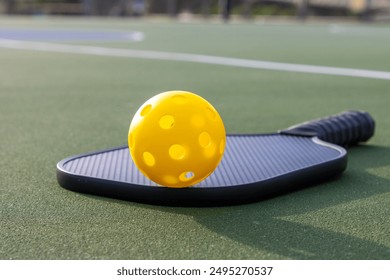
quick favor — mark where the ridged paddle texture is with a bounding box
[281,111,375,147]
[61,135,342,188]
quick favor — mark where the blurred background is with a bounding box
[1,0,390,22]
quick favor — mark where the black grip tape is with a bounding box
[280,111,375,147]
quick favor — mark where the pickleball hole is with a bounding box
[204,144,217,158]
[205,107,217,121]
[179,171,195,182]
[219,139,225,154]
[163,175,178,185]
[140,104,152,117]
[129,133,134,149]
[169,144,186,160]
[198,131,212,148]
[172,94,188,105]
[159,115,175,129]
[143,152,155,167]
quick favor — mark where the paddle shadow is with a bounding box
[80,145,390,259]
[151,145,390,259]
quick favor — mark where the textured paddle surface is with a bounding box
[60,134,343,188]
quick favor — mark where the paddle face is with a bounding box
[57,134,347,206]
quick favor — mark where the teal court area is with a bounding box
[0,16,389,259]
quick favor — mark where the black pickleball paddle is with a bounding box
[56,110,375,206]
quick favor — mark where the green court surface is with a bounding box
[0,17,389,260]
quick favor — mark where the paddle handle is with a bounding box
[281,110,375,147]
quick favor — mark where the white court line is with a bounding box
[1,39,390,80]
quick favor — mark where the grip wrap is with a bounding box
[281,111,375,147]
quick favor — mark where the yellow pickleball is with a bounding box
[128,90,226,188]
